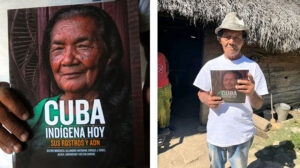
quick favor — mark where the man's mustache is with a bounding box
[226,44,237,50]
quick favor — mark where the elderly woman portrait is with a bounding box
[3,5,133,168]
[222,71,242,91]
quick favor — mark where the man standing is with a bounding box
[193,12,268,168]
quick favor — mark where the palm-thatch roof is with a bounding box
[158,0,300,53]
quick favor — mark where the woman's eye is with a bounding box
[55,47,63,51]
[51,47,63,52]
[78,45,90,49]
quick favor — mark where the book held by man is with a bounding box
[210,70,249,103]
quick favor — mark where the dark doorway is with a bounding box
[158,14,204,138]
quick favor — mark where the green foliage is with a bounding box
[269,119,300,151]
[253,119,300,151]
[290,132,300,150]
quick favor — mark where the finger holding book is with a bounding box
[236,73,255,96]
[0,82,31,154]
[206,91,224,109]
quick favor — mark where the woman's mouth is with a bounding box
[61,72,84,79]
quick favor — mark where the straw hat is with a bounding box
[215,12,249,35]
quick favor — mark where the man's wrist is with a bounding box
[249,90,256,97]
[249,90,264,109]
[202,94,209,105]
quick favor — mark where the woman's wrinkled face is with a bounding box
[223,72,238,90]
[50,16,104,94]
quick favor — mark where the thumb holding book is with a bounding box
[198,90,223,109]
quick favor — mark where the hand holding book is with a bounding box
[211,70,249,103]
[236,73,264,109]
[0,82,31,154]
[198,91,224,109]
[236,73,255,96]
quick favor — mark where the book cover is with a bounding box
[210,70,249,103]
[8,1,142,168]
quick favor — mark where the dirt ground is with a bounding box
[158,109,300,168]
[248,110,300,168]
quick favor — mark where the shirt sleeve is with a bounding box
[254,64,269,96]
[193,62,211,92]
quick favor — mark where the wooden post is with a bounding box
[253,113,271,131]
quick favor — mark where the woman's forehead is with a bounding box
[224,72,237,78]
[51,16,98,41]
[54,16,96,30]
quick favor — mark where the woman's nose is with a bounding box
[61,46,77,65]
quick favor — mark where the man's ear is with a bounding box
[218,38,222,44]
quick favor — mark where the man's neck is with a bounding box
[224,53,242,61]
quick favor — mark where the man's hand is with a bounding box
[236,73,264,109]
[236,73,255,96]
[198,90,224,109]
[0,82,31,154]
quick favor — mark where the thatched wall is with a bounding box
[159,0,300,124]
[158,0,300,53]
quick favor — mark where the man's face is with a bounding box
[223,72,238,90]
[220,30,244,60]
[50,16,104,94]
